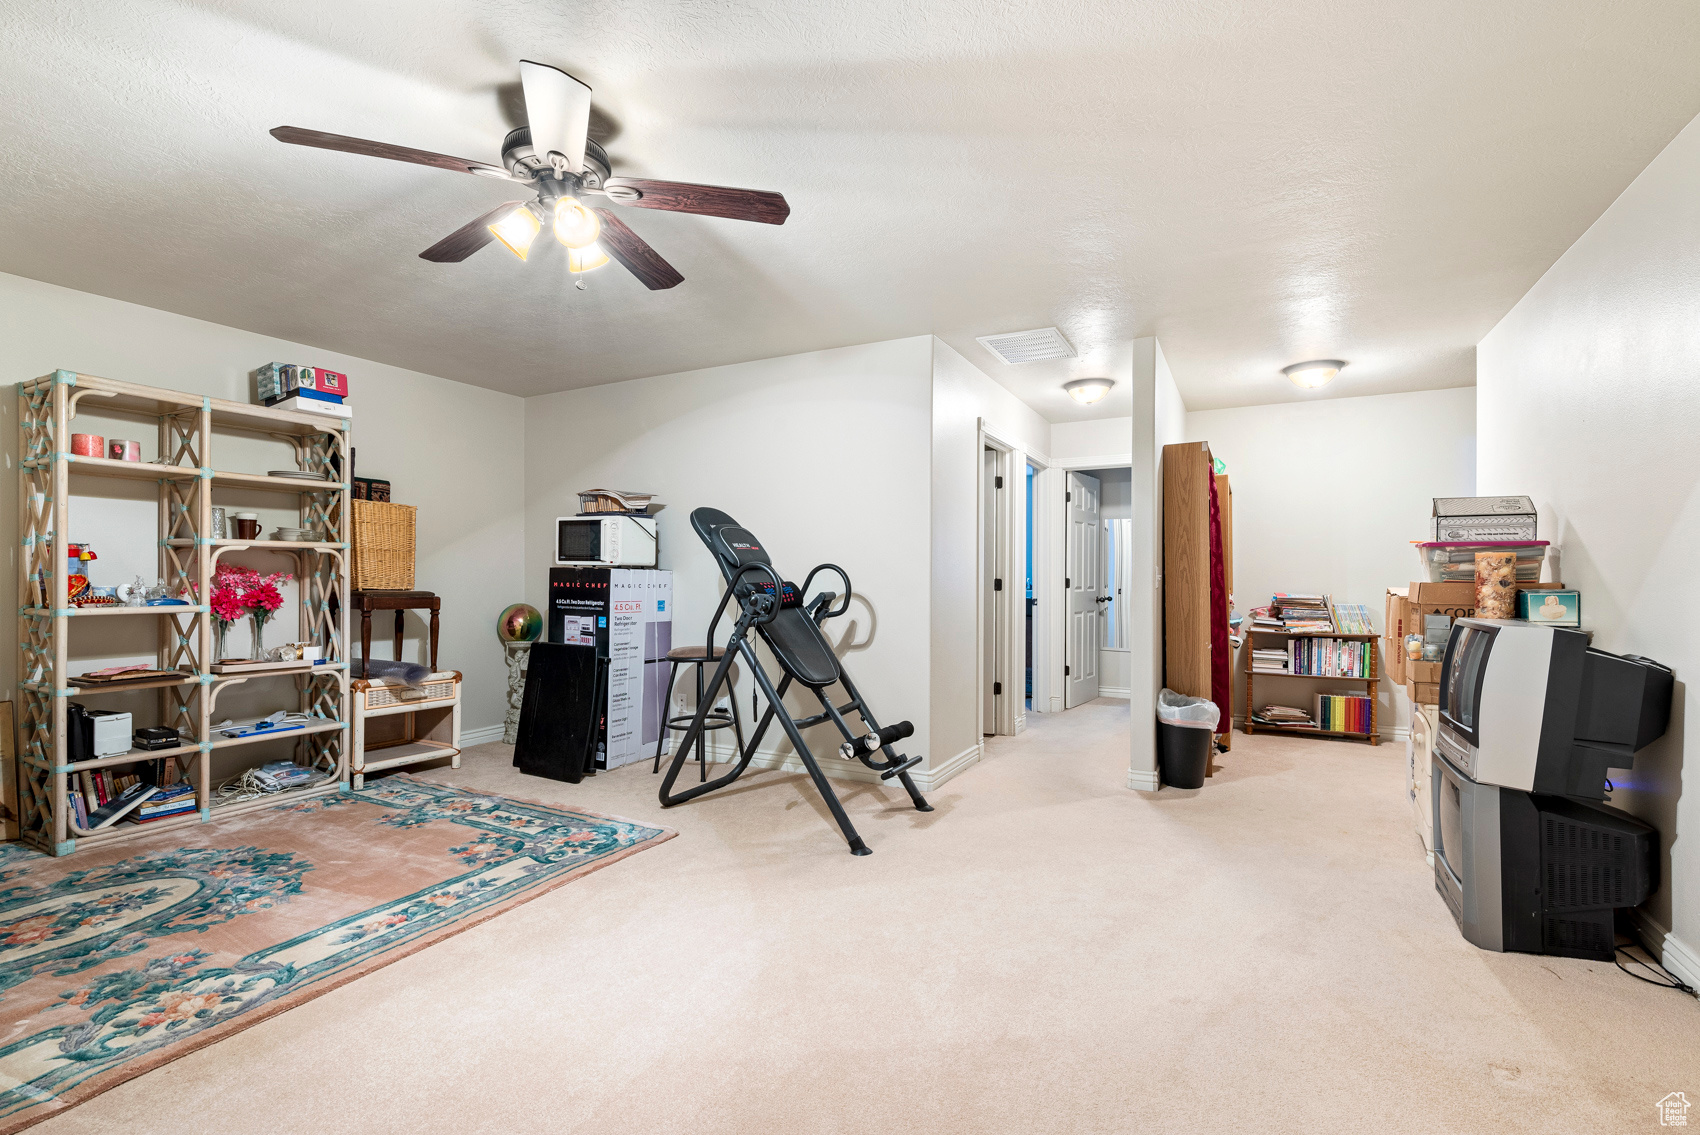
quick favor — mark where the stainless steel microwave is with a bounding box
[555,516,658,566]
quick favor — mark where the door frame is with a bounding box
[1049,452,1134,713]
[977,422,1027,738]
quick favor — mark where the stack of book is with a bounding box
[129,781,197,823]
[1315,694,1373,733]
[1271,593,1334,632]
[1287,638,1371,678]
[68,758,188,829]
[1251,704,1315,728]
[1330,603,1375,635]
[255,363,350,419]
[1251,647,1290,673]
[1247,606,1285,631]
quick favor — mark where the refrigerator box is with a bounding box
[1517,588,1581,627]
[547,567,673,770]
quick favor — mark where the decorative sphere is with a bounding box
[497,603,543,644]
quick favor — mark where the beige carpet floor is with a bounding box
[31,701,1699,1134]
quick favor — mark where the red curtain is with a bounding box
[1206,471,1231,735]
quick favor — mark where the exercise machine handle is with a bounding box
[706,562,785,649]
[802,562,852,619]
[838,720,913,759]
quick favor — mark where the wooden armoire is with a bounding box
[1162,441,1234,762]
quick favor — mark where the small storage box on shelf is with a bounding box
[350,671,461,789]
[15,370,351,855]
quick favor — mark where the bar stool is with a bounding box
[653,645,747,781]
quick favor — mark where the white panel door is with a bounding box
[1065,471,1102,708]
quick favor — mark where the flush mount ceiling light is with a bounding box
[1282,360,1345,389]
[1064,378,1115,404]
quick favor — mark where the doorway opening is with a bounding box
[1064,465,1133,708]
[1025,462,1035,711]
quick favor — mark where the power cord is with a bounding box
[1615,943,1698,996]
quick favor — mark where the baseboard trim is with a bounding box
[1097,686,1131,700]
[460,724,506,747]
[1126,767,1160,791]
[1632,909,1700,992]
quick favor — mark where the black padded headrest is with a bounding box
[692,508,771,581]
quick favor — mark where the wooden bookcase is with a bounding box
[1163,442,1232,762]
[16,370,351,855]
[1241,628,1380,745]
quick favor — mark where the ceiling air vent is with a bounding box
[976,327,1076,365]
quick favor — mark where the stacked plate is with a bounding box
[271,527,322,542]
[267,469,331,481]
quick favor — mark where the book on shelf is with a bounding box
[1329,602,1375,636]
[1269,592,1335,632]
[1283,638,1371,678]
[1252,704,1315,727]
[1315,694,1373,734]
[85,782,155,829]
[129,782,198,823]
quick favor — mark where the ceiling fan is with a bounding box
[270,60,788,291]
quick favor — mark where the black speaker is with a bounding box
[513,642,605,784]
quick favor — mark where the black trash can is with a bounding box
[1157,722,1212,789]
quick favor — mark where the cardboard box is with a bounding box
[1408,660,1441,684]
[1517,588,1580,627]
[1383,588,1410,685]
[1406,579,1565,616]
[1407,680,1439,706]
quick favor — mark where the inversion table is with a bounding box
[658,508,933,854]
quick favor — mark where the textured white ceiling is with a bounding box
[2,1,1698,415]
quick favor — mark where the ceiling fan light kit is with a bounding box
[270,59,789,291]
[1282,360,1345,389]
[488,205,542,261]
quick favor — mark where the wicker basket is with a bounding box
[351,500,416,590]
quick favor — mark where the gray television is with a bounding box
[1431,619,1671,960]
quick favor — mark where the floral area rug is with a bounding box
[0,775,673,1132]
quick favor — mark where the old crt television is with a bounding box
[1431,618,1670,960]
[1431,755,1656,959]
[1436,619,1673,800]
[555,515,658,567]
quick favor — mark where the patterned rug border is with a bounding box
[1,776,675,1134]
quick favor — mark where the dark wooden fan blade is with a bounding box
[593,209,684,289]
[602,178,789,225]
[420,201,526,263]
[271,126,512,179]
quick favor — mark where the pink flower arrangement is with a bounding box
[209,564,293,633]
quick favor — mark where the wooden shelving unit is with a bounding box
[1241,628,1380,745]
[16,370,351,855]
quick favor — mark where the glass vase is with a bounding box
[213,621,228,664]
[249,613,269,661]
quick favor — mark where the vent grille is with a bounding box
[1541,815,1631,908]
[976,327,1076,365]
[1542,911,1613,959]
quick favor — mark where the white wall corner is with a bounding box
[1127,767,1161,791]
[1013,712,1027,734]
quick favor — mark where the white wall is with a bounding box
[1051,417,1132,465]
[931,338,1051,764]
[1131,340,1172,785]
[0,271,525,740]
[1185,387,1476,736]
[1477,111,1700,981]
[523,338,939,780]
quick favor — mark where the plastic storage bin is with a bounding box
[1415,540,1547,584]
